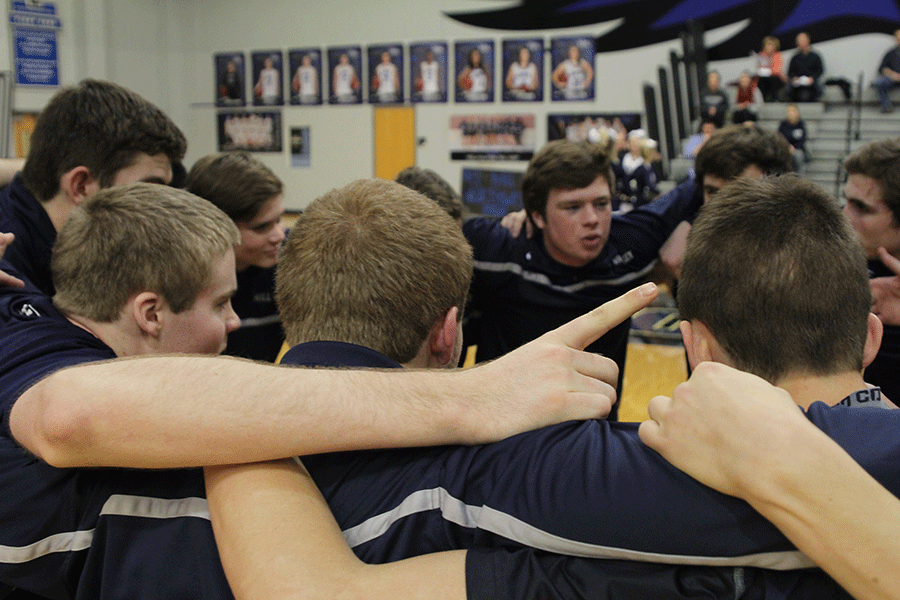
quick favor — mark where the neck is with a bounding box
[41,193,75,233]
[64,313,143,357]
[775,370,869,409]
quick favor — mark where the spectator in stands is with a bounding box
[778,103,808,175]
[755,35,786,102]
[873,28,900,113]
[732,70,763,125]
[683,117,717,161]
[787,32,824,102]
[699,70,729,127]
[617,130,659,206]
[186,152,287,362]
[842,139,900,402]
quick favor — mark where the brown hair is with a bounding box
[276,179,472,363]
[522,140,614,219]
[395,166,464,221]
[22,79,186,202]
[843,138,900,225]
[695,124,792,186]
[678,176,870,383]
[186,151,284,222]
[52,183,239,322]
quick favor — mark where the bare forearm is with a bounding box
[205,460,466,600]
[13,285,653,468]
[739,429,900,600]
[13,356,474,468]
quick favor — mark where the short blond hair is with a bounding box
[276,179,472,363]
[52,182,239,321]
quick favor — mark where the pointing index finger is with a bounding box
[556,283,658,350]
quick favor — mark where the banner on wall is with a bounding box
[502,38,543,102]
[455,40,494,103]
[288,48,323,106]
[215,52,246,107]
[550,36,594,102]
[449,114,534,161]
[409,41,447,103]
[10,1,61,87]
[218,111,282,152]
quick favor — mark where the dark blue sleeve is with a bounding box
[607,179,701,261]
[445,420,804,566]
[465,548,849,600]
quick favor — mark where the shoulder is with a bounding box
[0,290,114,416]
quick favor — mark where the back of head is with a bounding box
[276,179,472,363]
[522,140,614,218]
[678,176,870,383]
[843,138,900,225]
[52,182,239,322]
[395,166,463,221]
[21,80,187,202]
[186,151,284,222]
[695,124,792,184]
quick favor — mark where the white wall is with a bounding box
[2,1,898,209]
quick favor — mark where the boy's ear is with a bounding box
[130,291,165,338]
[59,166,101,205]
[680,319,717,370]
[863,312,884,369]
[530,211,546,230]
[428,306,460,368]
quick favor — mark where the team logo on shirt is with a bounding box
[445,1,900,60]
[16,301,41,318]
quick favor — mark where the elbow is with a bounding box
[12,374,96,468]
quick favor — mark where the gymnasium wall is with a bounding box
[0,0,898,210]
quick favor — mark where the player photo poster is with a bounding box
[368,44,403,104]
[455,40,494,103]
[215,52,245,107]
[251,51,284,106]
[410,42,447,103]
[288,48,323,106]
[327,46,362,105]
[502,38,543,102]
[218,111,283,153]
[550,36,595,101]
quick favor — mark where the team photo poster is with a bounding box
[251,50,284,107]
[550,36,595,102]
[288,48,323,106]
[455,40,494,103]
[502,38,543,103]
